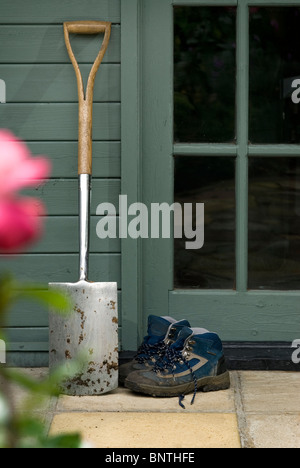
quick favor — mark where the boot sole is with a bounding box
[125,370,231,398]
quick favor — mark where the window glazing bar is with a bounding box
[236,1,249,292]
[249,145,300,157]
[173,144,237,156]
[173,0,237,5]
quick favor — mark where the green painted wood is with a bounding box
[0,0,123,366]
[25,217,120,254]
[4,328,48,351]
[5,352,49,367]
[0,104,120,141]
[174,144,238,156]
[248,145,300,157]
[23,179,120,216]
[0,25,120,64]
[246,0,300,4]
[172,0,300,5]
[236,2,249,293]
[140,0,174,329]
[27,142,121,179]
[4,291,122,327]
[173,0,237,4]
[136,0,300,344]
[8,342,49,352]
[0,0,121,23]
[121,0,142,351]
[169,290,300,342]
[0,64,120,103]
[0,254,121,286]
[4,326,122,351]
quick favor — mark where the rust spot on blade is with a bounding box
[112,316,118,324]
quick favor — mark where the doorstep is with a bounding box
[8,369,300,448]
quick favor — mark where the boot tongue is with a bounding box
[171,326,193,351]
[146,315,173,345]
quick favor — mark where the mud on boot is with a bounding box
[119,315,191,385]
[124,326,230,408]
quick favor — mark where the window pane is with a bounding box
[174,157,236,289]
[174,7,237,143]
[249,158,300,290]
[249,7,300,143]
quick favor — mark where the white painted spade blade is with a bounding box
[49,280,118,396]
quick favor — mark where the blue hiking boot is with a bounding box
[124,326,230,408]
[119,315,191,385]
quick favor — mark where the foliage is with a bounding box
[0,278,82,449]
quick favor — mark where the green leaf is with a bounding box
[41,433,82,449]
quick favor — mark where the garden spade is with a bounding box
[49,21,118,396]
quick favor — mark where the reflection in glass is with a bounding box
[174,7,237,143]
[249,158,300,290]
[174,157,236,289]
[249,7,300,143]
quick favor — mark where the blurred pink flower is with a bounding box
[0,130,51,252]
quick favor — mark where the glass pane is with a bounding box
[174,157,236,289]
[249,7,300,143]
[249,158,300,290]
[174,7,237,143]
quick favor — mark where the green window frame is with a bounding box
[121,0,300,350]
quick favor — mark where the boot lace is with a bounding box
[135,341,168,364]
[153,344,198,409]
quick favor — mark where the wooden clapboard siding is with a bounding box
[22,179,121,216]
[4,292,122,328]
[3,325,122,367]
[0,103,121,141]
[0,0,121,24]
[24,217,121,254]
[0,64,121,103]
[0,254,121,286]
[0,0,122,365]
[25,142,121,179]
[5,328,49,352]
[0,25,120,63]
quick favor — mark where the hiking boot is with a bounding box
[119,315,191,385]
[124,326,230,408]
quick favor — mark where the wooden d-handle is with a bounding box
[64,21,108,35]
[64,21,111,175]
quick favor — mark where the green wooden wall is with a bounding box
[0,0,121,366]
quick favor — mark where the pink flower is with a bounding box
[0,130,51,252]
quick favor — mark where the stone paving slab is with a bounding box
[5,369,300,448]
[49,412,241,448]
[56,385,236,414]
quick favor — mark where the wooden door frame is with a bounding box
[121,0,300,369]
